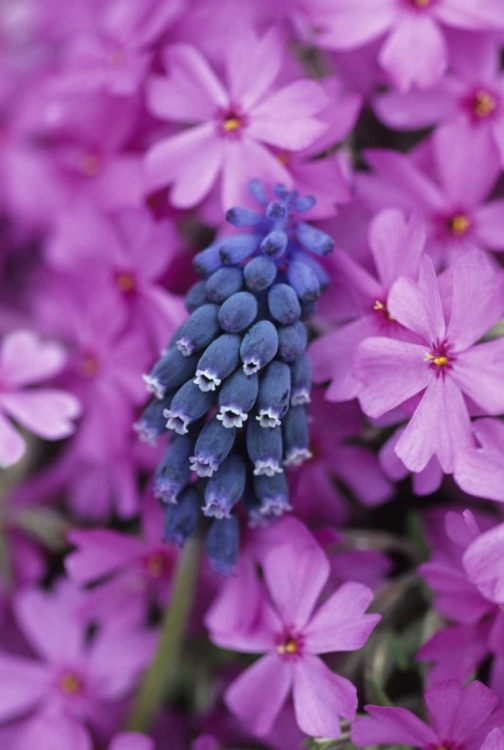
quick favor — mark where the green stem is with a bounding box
[126,535,201,732]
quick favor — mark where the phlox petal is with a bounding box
[352,705,436,747]
[0,411,26,467]
[293,655,356,738]
[1,390,81,440]
[0,330,66,388]
[225,654,292,737]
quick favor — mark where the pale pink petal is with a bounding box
[374,83,456,131]
[396,376,472,473]
[0,330,66,388]
[221,137,292,210]
[109,733,155,750]
[92,155,146,210]
[446,250,504,350]
[293,655,356,737]
[145,124,223,206]
[0,654,48,721]
[355,338,430,418]
[316,0,397,50]
[87,629,156,700]
[315,318,380,403]
[434,123,500,207]
[16,713,92,750]
[261,542,330,629]
[452,340,504,414]
[333,445,394,506]
[149,44,228,122]
[1,390,81,440]
[352,705,436,747]
[304,582,379,654]
[413,458,444,496]
[455,446,504,503]
[14,585,83,663]
[248,81,328,150]
[379,16,447,92]
[369,209,425,291]
[388,256,445,342]
[435,0,504,30]
[225,654,293,737]
[361,149,445,212]
[475,199,504,250]
[425,679,498,743]
[479,728,504,750]
[0,411,26,467]
[66,529,145,584]
[226,27,283,110]
[464,522,504,605]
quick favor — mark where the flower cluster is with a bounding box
[140,182,334,571]
[1,1,504,749]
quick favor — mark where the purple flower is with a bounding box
[454,418,504,502]
[0,581,155,743]
[303,0,504,91]
[358,134,504,265]
[0,330,80,467]
[352,679,502,750]
[209,538,379,737]
[310,208,426,402]
[355,251,504,473]
[145,29,328,209]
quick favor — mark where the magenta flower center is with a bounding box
[78,352,101,378]
[407,0,435,9]
[79,151,102,177]
[426,742,464,750]
[425,340,454,373]
[373,299,394,321]
[144,551,171,579]
[276,630,304,659]
[115,270,137,294]
[58,671,84,696]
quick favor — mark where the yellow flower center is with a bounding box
[412,0,432,6]
[474,90,497,118]
[277,636,299,655]
[59,672,83,695]
[425,353,449,367]
[449,214,471,236]
[373,300,395,321]
[223,117,242,133]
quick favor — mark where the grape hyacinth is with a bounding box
[140,182,334,573]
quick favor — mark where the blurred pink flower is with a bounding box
[145,28,328,209]
[0,330,80,467]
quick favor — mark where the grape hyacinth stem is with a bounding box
[126,536,201,732]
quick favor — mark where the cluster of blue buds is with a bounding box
[135,181,334,574]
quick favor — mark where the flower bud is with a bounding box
[202,454,246,519]
[154,434,194,502]
[218,291,258,333]
[246,418,283,477]
[164,486,201,547]
[240,320,278,375]
[256,361,291,428]
[189,417,236,477]
[193,334,241,392]
[205,516,240,575]
[268,283,301,325]
[277,321,308,363]
[176,304,220,356]
[243,255,277,292]
[205,267,243,303]
[218,369,258,428]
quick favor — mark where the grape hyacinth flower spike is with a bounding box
[139,182,335,573]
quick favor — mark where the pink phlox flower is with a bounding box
[50,0,186,96]
[66,493,178,626]
[418,621,493,689]
[296,0,504,92]
[0,581,156,738]
[291,393,394,522]
[208,523,380,738]
[355,250,504,473]
[310,208,426,402]
[375,34,504,167]
[357,134,504,265]
[145,27,328,210]
[0,329,80,468]
[352,679,503,750]
[46,203,186,350]
[419,509,495,625]
[454,418,504,502]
